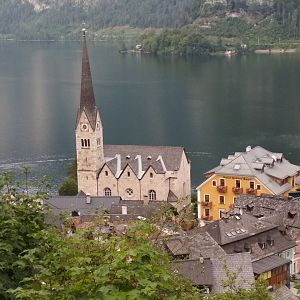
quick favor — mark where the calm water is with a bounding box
[1,41,300,190]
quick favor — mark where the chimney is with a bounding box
[115,154,122,178]
[121,205,127,215]
[86,194,91,204]
[246,146,251,152]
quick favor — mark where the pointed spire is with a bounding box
[79,25,97,129]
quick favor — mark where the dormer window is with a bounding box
[288,210,297,219]
[267,235,274,246]
[258,238,266,249]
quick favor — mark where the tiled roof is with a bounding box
[201,146,300,195]
[204,213,277,245]
[270,286,299,300]
[102,144,186,177]
[45,196,121,215]
[252,255,290,275]
[210,253,254,293]
[171,258,214,286]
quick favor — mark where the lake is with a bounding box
[1,41,300,191]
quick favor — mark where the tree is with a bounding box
[12,222,201,300]
[0,180,47,299]
[58,177,78,196]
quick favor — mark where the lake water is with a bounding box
[1,41,300,191]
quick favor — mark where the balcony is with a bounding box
[246,188,257,195]
[202,216,213,221]
[217,185,227,193]
[232,187,243,194]
[201,201,212,208]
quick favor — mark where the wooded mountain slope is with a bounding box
[0,0,299,40]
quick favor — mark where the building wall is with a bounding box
[279,248,296,275]
[97,165,118,196]
[197,174,271,220]
[295,236,300,274]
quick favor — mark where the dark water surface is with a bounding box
[1,41,300,190]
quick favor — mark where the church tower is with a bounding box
[75,26,104,195]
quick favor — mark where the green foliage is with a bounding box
[141,29,218,55]
[12,222,200,300]
[0,183,47,299]
[58,160,78,196]
[58,178,78,196]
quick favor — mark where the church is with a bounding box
[75,28,191,204]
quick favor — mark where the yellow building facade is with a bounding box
[197,146,300,221]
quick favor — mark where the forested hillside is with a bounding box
[0,0,300,43]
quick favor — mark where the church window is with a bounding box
[105,171,108,176]
[87,139,90,147]
[81,139,84,147]
[149,190,156,201]
[127,172,131,177]
[104,188,112,196]
[150,172,153,178]
[126,188,133,197]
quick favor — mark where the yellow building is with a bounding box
[197,146,300,221]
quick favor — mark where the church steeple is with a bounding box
[78,26,98,130]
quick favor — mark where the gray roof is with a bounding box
[252,255,291,274]
[204,213,277,245]
[210,253,254,293]
[270,286,299,300]
[109,200,172,220]
[203,146,300,195]
[102,144,187,178]
[234,194,300,231]
[171,258,214,286]
[45,196,121,215]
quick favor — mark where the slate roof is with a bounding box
[270,286,300,300]
[252,255,291,275]
[109,200,173,219]
[234,195,300,229]
[171,258,214,286]
[76,31,98,130]
[204,213,277,245]
[210,253,254,293]
[200,146,300,195]
[102,144,186,178]
[44,196,121,215]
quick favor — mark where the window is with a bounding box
[250,181,255,189]
[205,208,210,217]
[126,188,133,197]
[212,180,217,187]
[127,172,131,177]
[235,180,241,188]
[220,178,225,186]
[257,184,261,191]
[219,195,225,205]
[81,139,84,147]
[219,209,225,218]
[105,171,108,176]
[97,138,101,146]
[150,172,153,178]
[204,194,210,203]
[104,188,111,196]
[149,190,156,201]
[233,197,237,203]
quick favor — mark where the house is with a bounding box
[165,230,255,293]
[196,146,300,221]
[203,213,295,289]
[75,27,191,207]
[233,194,300,274]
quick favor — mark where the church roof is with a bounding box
[100,144,187,178]
[76,29,98,130]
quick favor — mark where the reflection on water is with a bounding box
[1,41,300,190]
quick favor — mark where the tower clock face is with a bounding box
[81,123,89,131]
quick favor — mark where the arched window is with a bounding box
[149,190,156,201]
[105,171,108,176]
[150,172,153,178]
[87,139,90,147]
[104,188,112,196]
[127,172,131,177]
[81,139,84,147]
